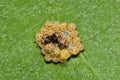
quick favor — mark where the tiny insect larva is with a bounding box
[51,33,58,43]
[44,36,52,44]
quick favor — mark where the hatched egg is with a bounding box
[62,30,70,38]
[68,43,76,49]
[60,49,71,60]
[68,43,84,55]
[54,21,60,27]
[58,42,67,50]
[59,37,69,46]
[68,43,78,55]
[59,38,66,44]
[54,32,62,41]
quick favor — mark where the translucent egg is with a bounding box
[62,30,70,38]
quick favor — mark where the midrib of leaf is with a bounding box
[81,55,102,80]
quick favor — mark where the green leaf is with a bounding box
[0,0,120,80]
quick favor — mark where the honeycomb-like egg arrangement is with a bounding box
[36,21,84,63]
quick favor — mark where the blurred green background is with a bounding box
[0,0,120,80]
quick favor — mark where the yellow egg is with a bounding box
[60,59,67,63]
[40,27,48,34]
[72,37,80,44]
[52,57,60,63]
[60,49,71,60]
[67,23,76,31]
[47,30,54,36]
[45,21,53,28]
[60,23,67,31]
[69,49,79,55]
[53,47,61,56]
[44,54,52,62]
[44,43,55,53]
[54,26,59,32]
[70,31,78,37]
[78,43,84,51]
[41,48,46,55]
[38,42,44,48]
[61,22,68,26]
[36,33,42,42]
[66,37,72,43]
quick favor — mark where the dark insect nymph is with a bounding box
[44,33,67,49]
[44,33,58,44]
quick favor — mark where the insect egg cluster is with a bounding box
[36,22,84,63]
